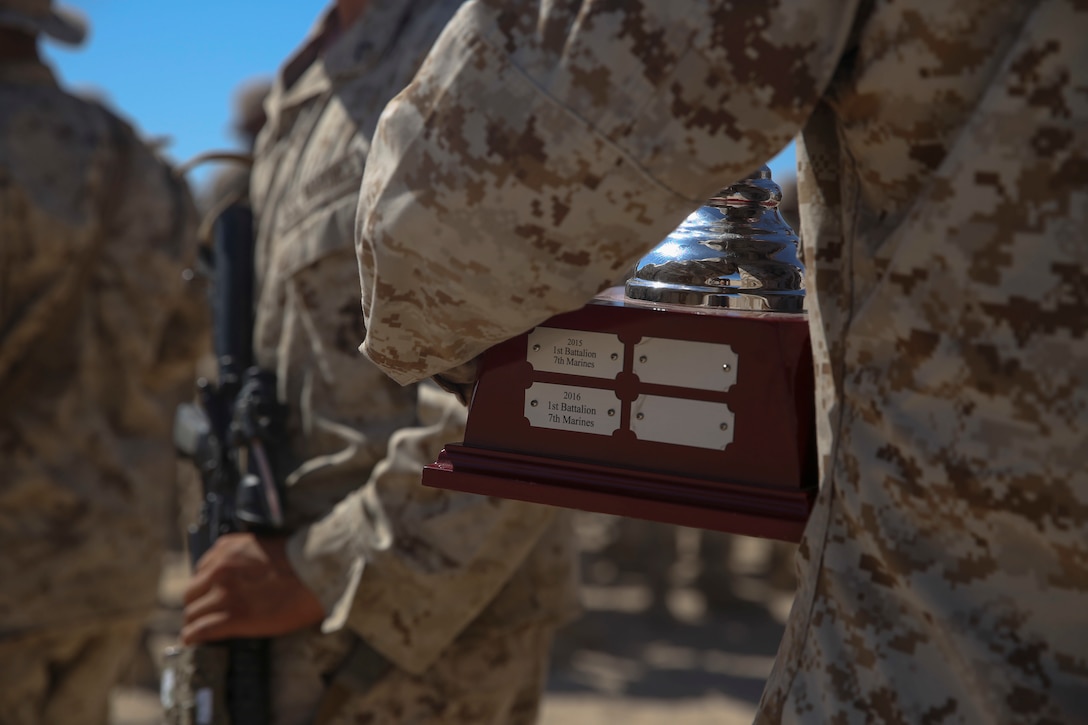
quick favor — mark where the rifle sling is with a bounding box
[312,637,394,725]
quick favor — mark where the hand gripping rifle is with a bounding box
[169,201,288,725]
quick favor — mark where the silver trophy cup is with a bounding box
[625,166,804,312]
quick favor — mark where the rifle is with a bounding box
[169,201,288,725]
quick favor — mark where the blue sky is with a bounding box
[45,1,796,191]
[45,1,323,188]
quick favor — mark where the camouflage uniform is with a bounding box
[0,10,205,723]
[355,2,1088,722]
[241,4,578,723]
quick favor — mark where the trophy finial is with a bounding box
[625,166,805,312]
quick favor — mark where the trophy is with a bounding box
[421,167,817,542]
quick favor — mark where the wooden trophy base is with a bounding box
[422,288,817,542]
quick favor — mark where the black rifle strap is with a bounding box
[312,638,394,725]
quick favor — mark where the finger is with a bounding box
[193,535,233,573]
[180,610,235,645]
[182,563,219,606]
[182,586,228,628]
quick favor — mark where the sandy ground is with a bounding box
[110,518,795,724]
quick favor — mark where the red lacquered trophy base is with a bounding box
[422,288,817,542]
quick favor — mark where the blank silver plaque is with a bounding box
[632,338,738,392]
[630,395,735,450]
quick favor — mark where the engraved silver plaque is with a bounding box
[632,337,738,391]
[630,395,735,450]
[524,383,621,436]
[526,327,624,379]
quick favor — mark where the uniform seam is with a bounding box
[773,132,861,712]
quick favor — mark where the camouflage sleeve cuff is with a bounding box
[337,499,559,675]
[285,497,374,634]
[289,388,560,675]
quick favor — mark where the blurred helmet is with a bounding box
[0,0,88,45]
[232,78,273,143]
[777,174,801,236]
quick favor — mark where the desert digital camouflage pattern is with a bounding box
[274,383,576,725]
[356,1,1088,722]
[0,619,146,725]
[246,3,577,721]
[0,58,204,719]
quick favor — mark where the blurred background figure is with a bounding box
[576,517,796,623]
[0,1,206,723]
[776,174,800,238]
[580,517,677,619]
[168,3,578,725]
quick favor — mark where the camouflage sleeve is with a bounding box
[287,382,559,674]
[356,0,859,384]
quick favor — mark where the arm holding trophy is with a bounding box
[356,1,1088,724]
